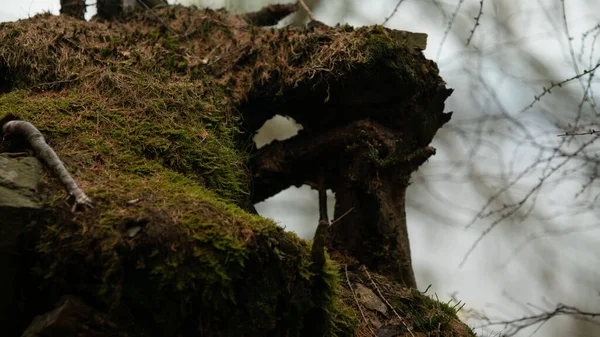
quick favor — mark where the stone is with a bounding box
[355,283,388,315]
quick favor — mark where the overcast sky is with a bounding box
[1,0,59,22]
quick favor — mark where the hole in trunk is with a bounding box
[253,114,303,149]
[254,185,335,240]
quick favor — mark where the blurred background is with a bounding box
[2,0,600,335]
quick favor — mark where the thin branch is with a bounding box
[460,134,600,267]
[519,61,600,114]
[382,0,407,26]
[558,129,600,136]
[465,0,484,46]
[478,303,600,337]
[436,0,466,61]
[330,206,354,226]
[560,0,598,112]
[297,0,315,22]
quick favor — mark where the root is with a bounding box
[2,118,93,211]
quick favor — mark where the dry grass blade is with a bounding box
[345,265,377,337]
[362,266,415,337]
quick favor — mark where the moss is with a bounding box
[318,258,360,336]
[0,82,249,203]
[27,166,320,335]
[0,7,465,337]
[363,28,417,82]
[337,267,476,337]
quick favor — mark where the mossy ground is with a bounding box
[0,5,471,337]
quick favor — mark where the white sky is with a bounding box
[0,0,60,21]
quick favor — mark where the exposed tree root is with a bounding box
[1,116,92,211]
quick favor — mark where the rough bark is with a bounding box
[97,0,123,20]
[251,119,441,288]
[60,0,86,20]
[242,4,298,26]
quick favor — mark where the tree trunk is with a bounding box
[60,0,86,20]
[330,172,417,287]
[97,0,123,20]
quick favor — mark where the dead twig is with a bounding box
[436,0,466,61]
[345,265,377,337]
[330,206,355,226]
[465,0,484,46]
[558,129,600,136]
[519,61,600,114]
[478,303,600,337]
[382,0,407,26]
[297,0,315,22]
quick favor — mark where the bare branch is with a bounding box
[560,0,598,113]
[460,134,600,267]
[436,0,466,61]
[558,129,600,137]
[465,0,484,46]
[519,61,600,114]
[478,303,600,337]
[330,206,354,226]
[382,0,407,26]
[297,0,316,22]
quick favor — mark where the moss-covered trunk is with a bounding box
[0,5,472,337]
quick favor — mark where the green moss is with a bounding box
[0,8,463,337]
[28,163,320,335]
[363,29,416,82]
[0,81,249,204]
[318,258,360,336]
[383,288,475,336]
[0,77,300,335]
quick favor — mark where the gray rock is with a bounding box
[0,154,43,210]
[355,283,388,315]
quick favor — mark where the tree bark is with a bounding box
[97,0,123,20]
[251,120,439,288]
[60,0,86,20]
